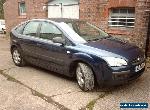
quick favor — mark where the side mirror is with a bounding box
[52,37,65,45]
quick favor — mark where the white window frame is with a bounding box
[108,8,135,28]
[19,2,26,16]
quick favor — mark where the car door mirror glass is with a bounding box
[52,37,65,45]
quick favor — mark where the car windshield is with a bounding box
[67,21,109,42]
[58,22,87,44]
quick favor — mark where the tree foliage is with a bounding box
[0,0,6,19]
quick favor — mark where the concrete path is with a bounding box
[0,34,149,110]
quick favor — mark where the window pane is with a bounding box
[120,9,127,13]
[23,21,39,36]
[111,16,118,18]
[67,23,74,29]
[128,9,135,13]
[112,9,119,13]
[77,22,100,37]
[112,22,118,25]
[40,22,62,40]
[19,2,26,15]
[127,19,135,23]
[109,8,135,28]
[16,23,27,34]
[110,17,118,25]
[127,23,134,27]
[118,19,126,26]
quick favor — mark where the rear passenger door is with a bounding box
[20,21,40,62]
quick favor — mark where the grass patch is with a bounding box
[85,91,111,110]
[86,99,97,110]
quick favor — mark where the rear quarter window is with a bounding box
[15,22,27,34]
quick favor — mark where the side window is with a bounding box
[40,22,62,41]
[23,21,40,36]
[15,22,27,34]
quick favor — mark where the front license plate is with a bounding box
[135,62,145,72]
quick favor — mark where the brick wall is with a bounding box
[79,0,136,41]
[3,0,47,32]
[99,0,136,37]
[79,0,100,26]
[134,0,150,50]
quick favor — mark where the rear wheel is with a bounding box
[12,47,26,66]
[76,63,95,91]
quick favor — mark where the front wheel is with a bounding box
[12,47,26,67]
[76,63,95,91]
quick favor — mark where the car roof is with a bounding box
[47,18,81,22]
[32,18,84,23]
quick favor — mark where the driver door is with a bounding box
[36,21,70,74]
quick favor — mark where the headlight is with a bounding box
[103,57,127,67]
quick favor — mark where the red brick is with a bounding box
[3,0,47,32]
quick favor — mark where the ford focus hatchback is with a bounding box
[10,19,145,91]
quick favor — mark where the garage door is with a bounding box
[48,4,79,19]
[48,5,61,18]
[63,4,79,19]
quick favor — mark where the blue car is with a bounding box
[10,18,146,91]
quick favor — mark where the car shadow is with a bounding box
[26,64,144,93]
[28,64,76,82]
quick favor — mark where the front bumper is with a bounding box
[106,68,145,86]
[98,60,145,86]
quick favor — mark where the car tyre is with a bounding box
[76,63,95,91]
[12,47,26,67]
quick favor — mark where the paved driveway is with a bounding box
[0,34,149,110]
